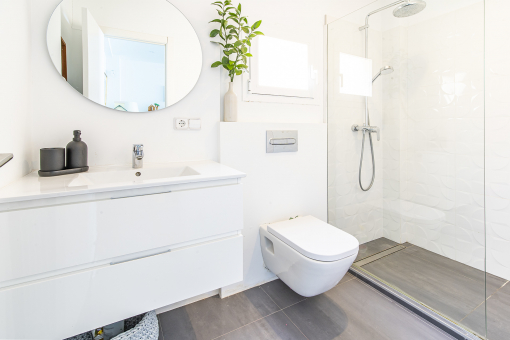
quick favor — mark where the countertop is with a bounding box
[0,161,246,204]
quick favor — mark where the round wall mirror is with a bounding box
[47,0,202,112]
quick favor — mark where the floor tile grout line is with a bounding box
[396,246,506,290]
[363,243,508,321]
[354,277,458,340]
[357,278,459,340]
[339,275,356,285]
[360,242,508,331]
[209,286,287,340]
[403,249,488,284]
[258,285,288,310]
[258,282,310,340]
[280,298,308,311]
[259,275,355,313]
[164,276,363,340]
[274,275,358,340]
[209,309,282,340]
[458,299,487,324]
[459,280,509,323]
[280,308,310,340]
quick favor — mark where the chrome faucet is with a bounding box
[132,144,144,169]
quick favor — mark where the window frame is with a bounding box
[242,35,320,106]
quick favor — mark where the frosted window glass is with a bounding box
[257,36,310,91]
[339,53,372,97]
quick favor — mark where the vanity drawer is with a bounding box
[0,234,243,340]
[0,184,243,283]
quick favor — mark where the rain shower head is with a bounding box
[393,0,426,18]
[372,66,394,83]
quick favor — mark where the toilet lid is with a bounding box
[267,216,359,262]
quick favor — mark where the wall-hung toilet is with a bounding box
[260,215,359,297]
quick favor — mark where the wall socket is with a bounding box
[174,118,189,130]
[174,118,201,130]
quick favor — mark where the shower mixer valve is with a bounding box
[351,125,380,141]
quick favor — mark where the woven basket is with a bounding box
[64,311,158,340]
[112,311,159,340]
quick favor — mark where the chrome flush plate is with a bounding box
[266,130,298,153]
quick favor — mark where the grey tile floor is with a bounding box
[356,238,510,340]
[158,273,454,340]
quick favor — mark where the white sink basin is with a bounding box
[0,161,246,204]
[68,165,200,187]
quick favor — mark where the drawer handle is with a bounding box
[110,248,172,265]
[111,191,172,200]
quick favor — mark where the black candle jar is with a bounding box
[40,148,66,171]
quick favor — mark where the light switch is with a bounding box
[189,119,201,130]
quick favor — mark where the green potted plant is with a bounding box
[210,1,263,122]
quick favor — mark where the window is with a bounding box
[104,37,166,112]
[246,36,318,102]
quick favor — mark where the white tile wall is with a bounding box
[328,19,385,245]
[382,26,407,244]
[396,2,486,271]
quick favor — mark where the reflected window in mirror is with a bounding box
[105,37,166,112]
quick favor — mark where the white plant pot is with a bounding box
[224,82,238,122]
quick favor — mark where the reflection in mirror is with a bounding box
[47,0,202,112]
[105,38,166,111]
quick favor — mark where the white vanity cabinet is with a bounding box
[0,161,245,340]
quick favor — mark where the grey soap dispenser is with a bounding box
[66,130,88,169]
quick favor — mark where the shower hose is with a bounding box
[359,120,375,192]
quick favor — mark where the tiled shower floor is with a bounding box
[355,238,510,340]
[157,272,454,340]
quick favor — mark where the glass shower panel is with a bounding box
[485,1,510,339]
[328,0,488,338]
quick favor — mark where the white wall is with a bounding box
[0,0,32,188]
[30,0,220,168]
[27,0,375,301]
[31,0,374,166]
[220,122,327,292]
[220,0,377,124]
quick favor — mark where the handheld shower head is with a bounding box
[393,0,426,18]
[372,66,394,83]
[380,65,394,75]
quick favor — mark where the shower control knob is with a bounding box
[351,124,360,132]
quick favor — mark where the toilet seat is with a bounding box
[267,215,358,262]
